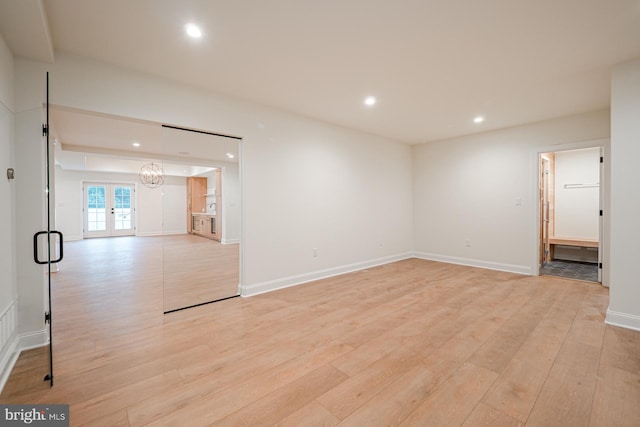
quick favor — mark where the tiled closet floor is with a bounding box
[540,259,599,282]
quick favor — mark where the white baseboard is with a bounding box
[64,235,83,242]
[221,239,240,245]
[19,329,49,351]
[242,252,414,297]
[135,231,187,237]
[605,308,640,332]
[412,251,531,275]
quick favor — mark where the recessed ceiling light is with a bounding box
[226,153,235,159]
[186,23,202,38]
[473,116,485,124]
[132,142,140,147]
[364,96,377,106]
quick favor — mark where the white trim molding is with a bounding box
[606,308,640,332]
[241,252,414,297]
[221,238,240,245]
[135,231,187,237]
[0,299,19,395]
[413,252,531,275]
[19,329,49,351]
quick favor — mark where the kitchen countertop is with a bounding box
[192,212,215,216]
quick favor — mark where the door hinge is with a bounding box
[600,156,603,163]
[42,124,48,136]
[599,210,603,216]
[44,311,51,324]
[599,263,603,269]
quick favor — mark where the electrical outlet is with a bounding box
[465,239,471,247]
[313,248,318,257]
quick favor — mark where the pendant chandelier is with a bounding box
[139,162,165,188]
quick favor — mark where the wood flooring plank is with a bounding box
[525,340,600,427]
[462,402,523,427]
[480,287,587,422]
[147,341,353,426]
[467,289,557,374]
[212,364,348,426]
[337,355,459,426]
[589,363,640,427]
[319,345,419,419]
[275,401,339,427]
[398,362,498,427]
[127,339,327,425]
[69,370,183,426]
[600,325,640,374]
[76,408,130,427]
[401,281,523,359]
[38,345,213,406]
[329,322,421,377]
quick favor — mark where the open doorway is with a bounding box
[538,147,602,282]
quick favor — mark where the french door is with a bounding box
[83,183,135,238]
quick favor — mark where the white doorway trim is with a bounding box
[530,138,610,286]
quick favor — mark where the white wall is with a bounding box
[222,163,240,243]
[55,167,187,240]
[15,52,414,300]
[608,57,640,331]
[554,147,600,240]
[0,33,19,391]
[413,110,610,275]
[160,176,188,235]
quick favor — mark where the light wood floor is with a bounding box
[1,256,639,426]
[45,235,240,313]
[161,234,240,311]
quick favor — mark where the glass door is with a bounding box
[33,72,63,386]
[161,125,242,313]
[84,183,135,238]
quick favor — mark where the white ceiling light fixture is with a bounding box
[364,96,377,106]
[185,23,202,38]
[226,153,235,159]
[473,116,485,124]
[132,142,140,147]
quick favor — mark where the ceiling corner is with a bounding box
[0,0,55,63]
[37,0,55,63]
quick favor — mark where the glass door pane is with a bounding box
[161,125,241,313]
[111,184,135,236]
[85,184,108,237]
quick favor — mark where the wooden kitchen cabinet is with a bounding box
[187,171,221,241]
[187,177,207,233]
[191,214,216,240]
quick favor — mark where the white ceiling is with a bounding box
[2,0,640,143]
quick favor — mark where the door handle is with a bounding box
[33,231,64,264]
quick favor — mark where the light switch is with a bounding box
[514,197,522,206]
